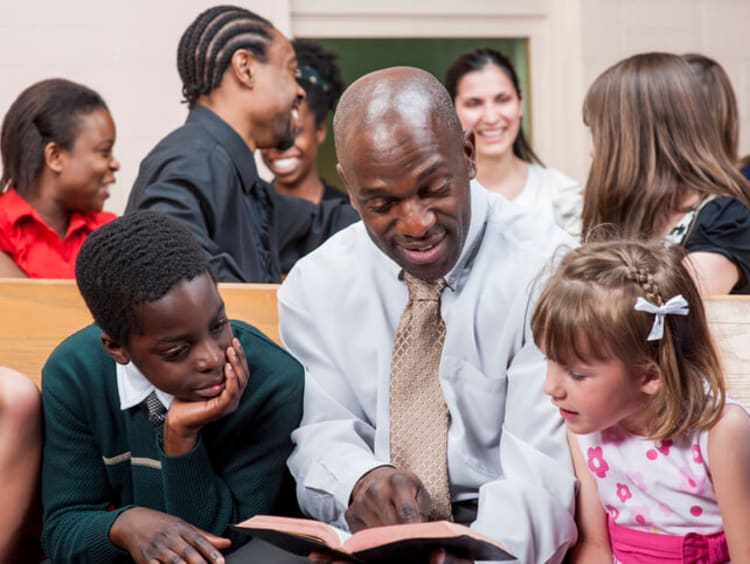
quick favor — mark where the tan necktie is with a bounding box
[389,271,452,520]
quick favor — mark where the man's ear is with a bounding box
[44,141,65,174]
[100,333,130,365]
[231,49,255,88]
[463,129,477,180]
[638,361,662,397]
[336,162,358,211]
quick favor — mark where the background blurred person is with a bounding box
[261,39,347,204]
[445,47,582,238]
[0,78,118,278]
[583,52,750,294]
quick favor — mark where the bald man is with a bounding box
[279,67,577,563]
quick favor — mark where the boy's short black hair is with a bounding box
[76,211,212,345]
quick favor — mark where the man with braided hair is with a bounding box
[40,211,304,562]
[126,5,357,282]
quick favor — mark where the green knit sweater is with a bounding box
[41,320,303,563]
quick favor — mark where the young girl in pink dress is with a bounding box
[531,240,750,563]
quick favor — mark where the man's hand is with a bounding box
[345,466,432,533]
[109,507,231,563]
[164,338,249,455]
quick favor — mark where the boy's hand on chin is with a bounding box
[164,338,249,455]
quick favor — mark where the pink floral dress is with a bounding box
[576,398,746,563]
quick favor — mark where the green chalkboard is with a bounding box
[308,37,530,193]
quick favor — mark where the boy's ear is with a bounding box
[638,361,662,396]
[100,333,130,365]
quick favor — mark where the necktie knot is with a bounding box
[403,271,446,302]
[142,390,167,426]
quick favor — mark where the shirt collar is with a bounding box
[1,187,108,238]
[187,104,262,195]
[116,361,173,411]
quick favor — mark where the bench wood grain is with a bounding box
[1,279,749,408]
[0,279,280,387]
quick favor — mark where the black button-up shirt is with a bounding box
[126,105,358,282]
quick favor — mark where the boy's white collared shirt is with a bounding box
[116,362,174,412]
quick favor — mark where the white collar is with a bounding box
[116,361,174,412]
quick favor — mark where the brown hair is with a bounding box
[582,52,750,240]
[531,239,725,440]
[683,53,739,163]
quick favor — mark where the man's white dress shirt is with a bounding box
[279,181,578,563]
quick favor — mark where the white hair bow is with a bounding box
[634,294,689,341]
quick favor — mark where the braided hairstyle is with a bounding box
[1,78,107,196]
[531,240,725,440]
[292,39,345,127]
[76,211,212,345]
[177,5,273,106]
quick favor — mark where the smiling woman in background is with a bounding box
[445,48,582,238]
[261,39,347,204]
[0,78,119,278]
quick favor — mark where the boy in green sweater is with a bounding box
[40,211,304,563]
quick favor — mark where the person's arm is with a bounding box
[127,152,248,282]
[0,368,41,562]
[280,273,388,529]
[471,339,577,563]
[685,252,739,295]
[567,432,612,563]
[41,334,230,563]
[0,251,27,277]
[160,325,304,543]
[708,404,750,562]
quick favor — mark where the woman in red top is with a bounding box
[0,78,119,278]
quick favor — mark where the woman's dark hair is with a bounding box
[177,5,273,106]
[445,48,541,165]
[293,39,345,127]
[0,78,107,196]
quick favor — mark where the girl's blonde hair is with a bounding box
[582,52,750,240]
[531,240,725,440]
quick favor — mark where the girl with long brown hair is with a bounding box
[582,52,750,294]
[532,239,750,563]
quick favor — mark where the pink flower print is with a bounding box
[646,449,658,460]
[656,439,672,456]
[605,504,620,521]
[626,471,647,492]
[587,447,609,478]
[630,505,651,527]
[601,427,626,444]
[692,444,703,464]
[616,483,632,503]
[678,467,706,495]
[690,505,703,517]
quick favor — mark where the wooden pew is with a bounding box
[0,279,280,388]
[0,278,748,407]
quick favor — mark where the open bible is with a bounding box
[231,515,515,563]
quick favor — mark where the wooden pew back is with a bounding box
[0,279,280,387]
[0,279,749,407]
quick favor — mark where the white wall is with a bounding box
[0,0,290,215]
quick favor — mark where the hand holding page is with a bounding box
[231,515,515,563]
